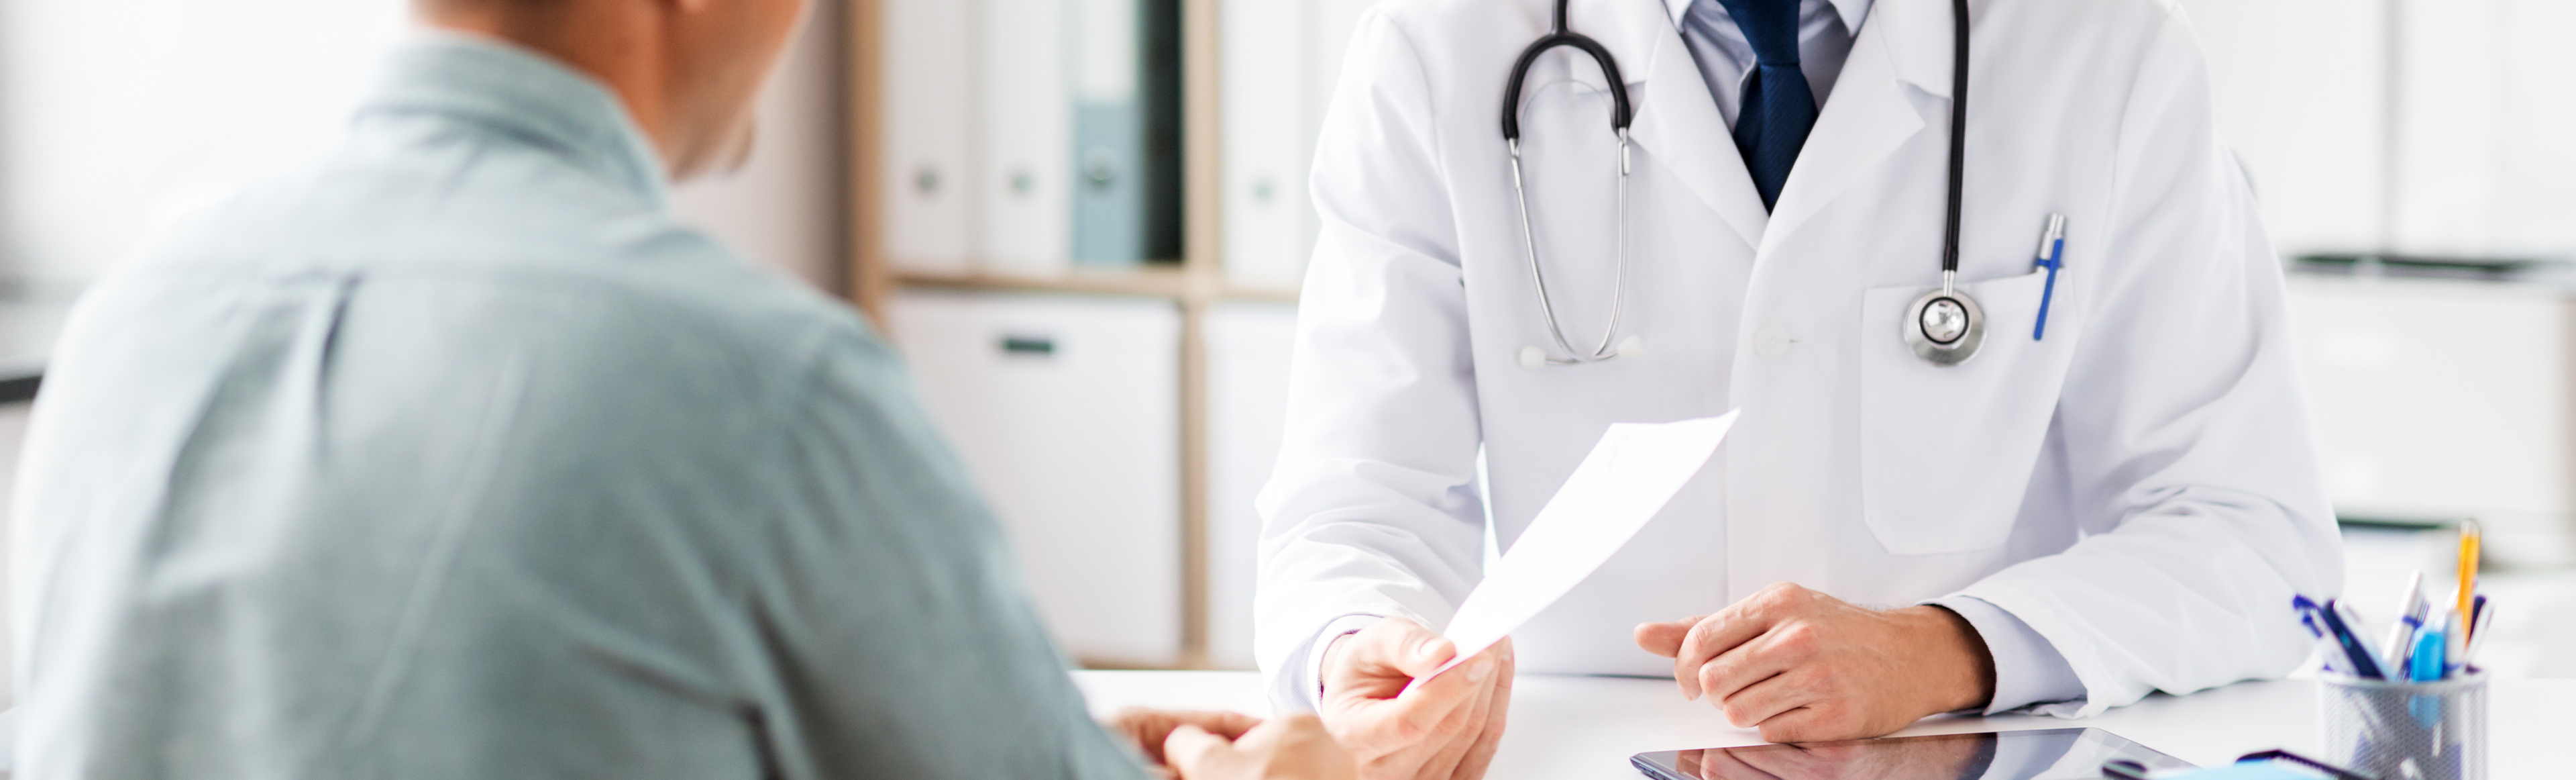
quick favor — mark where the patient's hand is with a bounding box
[1167,714,1358,780]
[1107,708,1265,772]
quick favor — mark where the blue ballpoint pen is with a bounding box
[2312,598,2388,679]
[2032,213,2066,340]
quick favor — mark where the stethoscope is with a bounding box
[1505,0,1984,369]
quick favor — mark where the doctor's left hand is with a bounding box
[1634,583,1996,743]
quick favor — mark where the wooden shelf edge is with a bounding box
[894,267,1194,298]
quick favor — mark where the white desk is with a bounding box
[1073,671,2575,779]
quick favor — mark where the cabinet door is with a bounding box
[878,0,979,271]
[888,291,1183,665]
[1204,302,1301,669]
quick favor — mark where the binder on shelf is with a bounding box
[1218,0,1377,290]
[879,0,979,273]
[1071,0,1183,266]
[1218,0,1313,289]
[978,0,1073,275]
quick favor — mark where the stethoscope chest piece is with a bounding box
[1902,283,1984,366]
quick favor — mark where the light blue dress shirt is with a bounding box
[1670,0,2086,715]
[10,36,1150,780]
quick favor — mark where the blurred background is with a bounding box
[0,0,2567,703]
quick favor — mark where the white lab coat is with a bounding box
[1255,0,2343,717]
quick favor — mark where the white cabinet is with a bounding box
[2285,275,2576,566]
[887,291,1183,665]
[1204,302,1301,669]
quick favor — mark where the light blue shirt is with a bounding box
[1670,0,2087,714]
[11,37,1148,780]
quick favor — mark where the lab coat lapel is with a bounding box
[1575,0,1768,251]
[1761,0,1949,248]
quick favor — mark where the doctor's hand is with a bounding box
[1634,583,1995,744]
[1316,618,1515,780]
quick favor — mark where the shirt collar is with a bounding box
[357,32,670,207]
[1662,0,1873,38]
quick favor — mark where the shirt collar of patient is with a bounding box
[364,33,672,207]
[1662,0,1873,41]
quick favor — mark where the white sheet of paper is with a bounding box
[1420,410,1739,683]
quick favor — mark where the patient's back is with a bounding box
[10,39,1143,780]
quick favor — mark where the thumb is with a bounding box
[1634,617,1699,658]
[1164,724,1234,778]
[1383,622,1457,677]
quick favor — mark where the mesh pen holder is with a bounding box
[2319,669,2487,780]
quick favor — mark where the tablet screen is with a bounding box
[1631,728,2195,780]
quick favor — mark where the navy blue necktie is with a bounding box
[1715,0,1815,210]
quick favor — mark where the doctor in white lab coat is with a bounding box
[1254,0,2343,775]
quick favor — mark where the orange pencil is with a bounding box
[2457,520,2481,624]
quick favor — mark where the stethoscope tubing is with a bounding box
[1507,0,1974,367]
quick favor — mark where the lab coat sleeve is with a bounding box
[1929,595,2086,714]
[1253,7,1491,712]
[1948,9,2343,718]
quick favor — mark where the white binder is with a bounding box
[878,0,981,272]
[979,0,1075,275]
[1218,0,1379,290]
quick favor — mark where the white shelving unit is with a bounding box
[849,0,1358,668]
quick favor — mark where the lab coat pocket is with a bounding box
[1858,270,2079,554]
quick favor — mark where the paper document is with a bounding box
[1423,411,1739,681]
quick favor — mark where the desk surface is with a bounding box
[1073,671,2575,780]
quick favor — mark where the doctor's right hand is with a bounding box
[1315,618,1515,780]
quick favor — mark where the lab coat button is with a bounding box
[1755,324,1792,358]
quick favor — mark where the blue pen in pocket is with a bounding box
[2032,213,2066,340]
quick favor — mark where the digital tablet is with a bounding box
[1631,727,2196,780]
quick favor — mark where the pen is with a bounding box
[2379,571,2426,671]
[2307,597,2387,679]
[2292,597,2348,676]
[2462,601,2496,667]
[2031,213,2066,340]
[2470,593,2488,641]
[2410,628,2447,682]
[2457,520,2481,621]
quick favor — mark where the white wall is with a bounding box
[0,0,849,293]
[2182,0,2576,260]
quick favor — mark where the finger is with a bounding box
[1385,650,1495,738]
[1693,628,1805,708]
[1635,616,1702,658]
[1752,705,1849,744]
[1419,655,1498,779]
[1448,642,1515,780]
[1713,666,1817,729]
[1674,613,1769,700]
[1332,619,1458,699]
[1110,709,1265,765]
[1165,724,1236,778]
[1678,588,1807,699]
[1179,710,1264,740]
